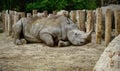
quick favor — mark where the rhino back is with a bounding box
[35,16,69,40]
[23,16,70,42]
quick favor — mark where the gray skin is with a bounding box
[12,15,92,47]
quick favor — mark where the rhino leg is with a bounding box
[13,22,27,45]
[14,30,27,45]
[58,40,70,47]
[40,33,54,47]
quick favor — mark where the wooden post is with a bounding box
[27,13,32,18]
[114,10,120,37]
[43,10,48,17]
[96,8,102,44]
[86,10,93,42]
[5,13,8,32]
[1,10,5,32]
[10,12,19,38]
[105,9,112,46]
[32,10,37,17]
[9,11,15,37]
[21,12,25,18]
[8,14,12,35]
[18,12,25,18]
[14,13,19,25]
[10,11,15,31]
[93,10,96,32]
[53,11,57,15]
[77,10,85,31]
[7,10,13,35]
[70,10,76,23]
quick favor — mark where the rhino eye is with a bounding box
[75,33,77,35]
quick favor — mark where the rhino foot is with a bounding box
[20,39,27,44]
[14,39,22,45]
[14,39,27,45]
[58,40,70,47]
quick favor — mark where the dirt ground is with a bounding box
[0,33,106,71]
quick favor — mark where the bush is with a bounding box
[26,0,97,12]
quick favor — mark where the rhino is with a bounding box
[12,15,92,47]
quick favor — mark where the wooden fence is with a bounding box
[0,9,120,46]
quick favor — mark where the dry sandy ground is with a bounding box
[0,33,106,71]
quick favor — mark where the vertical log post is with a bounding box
[43,10,48,17]
[32,10,37,17]
[70,10,76,23]
[93,10,96,32]
[27,13,32,18]
[5,13,8,33]
[105,9,112,46]
[21,12,25,18]
[96,8,102,44]
[9,11,15,35]
[0,12,2,32]
[7,10,15,36]
[53,11,57,15]
[8,13,12,35]
[1,10,5,32]
[14,12,19,25]
[86,10,93,42]
[114,10,120,37]
[11,12,19,37]
[77,10,85,31]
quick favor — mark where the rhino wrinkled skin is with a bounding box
[13,15,92,47]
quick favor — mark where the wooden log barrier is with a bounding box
[43,10,48,17]
[27,13,32,18]
[86,10,93,42]
[70,10,76,23]
[105,9,112,46]
[5,13,8,32]
[14,12,19,25]
[20,12,25,18]
[1,10,5,32]
[114,10,120,36]
[77,10,85,31]
[8,14,12,35]
[10,12,19,38]
[53,11,57,15]
[96,8,102,44]
[32,10,37,17]
[10,11,15,34]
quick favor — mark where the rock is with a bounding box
[93,34,120,71]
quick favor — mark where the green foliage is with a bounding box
[26,0,97,12]
[26,0,68,12]
[0,0,98,12]
[86,0,97,10]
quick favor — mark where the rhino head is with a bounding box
[67,29,92,45]
[66,18,92,45]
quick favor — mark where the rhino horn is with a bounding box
[84,29,93,39]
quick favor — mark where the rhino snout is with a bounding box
[79,39,86,45]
